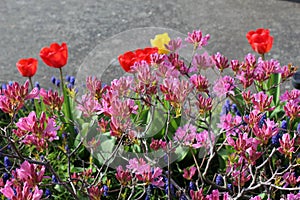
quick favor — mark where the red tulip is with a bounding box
[246,28,273,54]
[118,47,158,72]
[16,58,38,77]
[118,51,136,72]
[40,42,68,68]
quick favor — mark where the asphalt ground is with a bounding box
[0,0,299,89]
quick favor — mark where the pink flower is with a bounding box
[283,100,300,121]
[40,88,64,111]
[232,167,251,187]
[280,64,297,81]
[16,161,45,187]
[131,61,157,95]
[77,94,102,117]
[242,90,253,104]
[282,172,300,187]
[250,196,262,200]
[126,158,149,174]
[150,139,167,151]
[205,189,220,200]
[190,74,209,93]
[190,188,205,200]
[167,53,192,74]
[192,52,214,71]
[86,76,107,99]
[254,58,281,82]
[280,89,300,103]
[243,110,261,128]
[252,91,274,112]
[110,76,133,97]
[246,145,262,165]
[286,193,300,200]
[0,80,39,114]
[126,158,164,187]
[185,29,210,49]
[278,133,295,159]
[212,52,229,72]
[165,37,182,52]
[237,70,254,89]
[116,166,132,186]
[196,95,213,115]
[193,130,215,151]
[230,59,240,73]
[183,166,197,180]
[173,123,197,147]
[135,166,164,187]
[88,185,104,200]
[213,76,235,97]
[156,61,180,78]
[150,53,167,65]
[227,132,252,154]
[160,77,193,113]
[13,111,59,151]
[218,113,243,136]
[253,118,278,145]
[0,161,44,200]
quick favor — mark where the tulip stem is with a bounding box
[28,77,34,90]
[261,53,265,60]
[59,68,73,122]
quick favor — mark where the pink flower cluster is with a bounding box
[0,161,45,200]
[124,158,164,187]
[0,80,38,115]
[173,123,215,151]
[13,111,59,151]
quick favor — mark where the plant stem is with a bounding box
[28,77,34,90]
[59,68,72,120]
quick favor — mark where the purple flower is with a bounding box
[4,157,11,169]
[216,174,224,186]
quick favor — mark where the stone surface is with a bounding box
[0,0,299,88]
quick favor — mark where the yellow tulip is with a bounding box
[150,33,171,54]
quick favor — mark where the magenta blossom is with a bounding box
[185,29,210,49]
[126,158,164,187]
[218,113,243,136]
[253,118,278,145]
[252,91,274,112]
[0,182,43,200]
[283,100,300,121]
[40,88,64,111]
[280,89,300,103]
[192,52,214,71]
[13,111,59,151]
[77,94,102,117]
[278,133,295,159]
[212,52,229,72]
[183,166,197,180]
[88,185,104,200]
[116,166,132,186]
[0,80,39,115]
[150,138,167,151]
[173,123,197,147]
[165,37,182,52]
[213,76,235,97]
[196,94,213,115]
[16,161,45,187]
[190,74,209,93]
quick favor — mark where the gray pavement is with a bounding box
[0,0,299,88]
